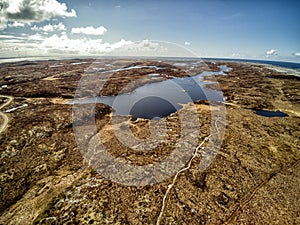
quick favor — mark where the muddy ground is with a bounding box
[0,59,299,224]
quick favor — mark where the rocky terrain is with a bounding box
[0,59,299,224]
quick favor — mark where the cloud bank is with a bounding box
[41,33,124,54]
[0,0,76,30]
[0,32,166,57]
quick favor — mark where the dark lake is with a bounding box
[72,66,230,120]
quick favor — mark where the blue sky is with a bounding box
[0,0,299,62]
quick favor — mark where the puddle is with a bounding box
[252,109,289,117]
[71,62,89,65]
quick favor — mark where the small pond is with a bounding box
[252,109,289,117]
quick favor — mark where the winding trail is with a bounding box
[156,117,224,225]
[0,95,13,134]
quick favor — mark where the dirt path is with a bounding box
[0,95,13,134]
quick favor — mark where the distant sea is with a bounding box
[0,56,300,70]
[204,58,300,70]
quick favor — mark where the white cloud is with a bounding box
[184,41,191,46]
[266,49,277,55]
[293,52,300,57]
[139,39,159,49]
[31,22,66,32]
[27,33,46,41]
[232,53,241,58]
[0,0,76,30]
[37,33,132,54]
[71,26,108,35]
[8,21,25,27]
